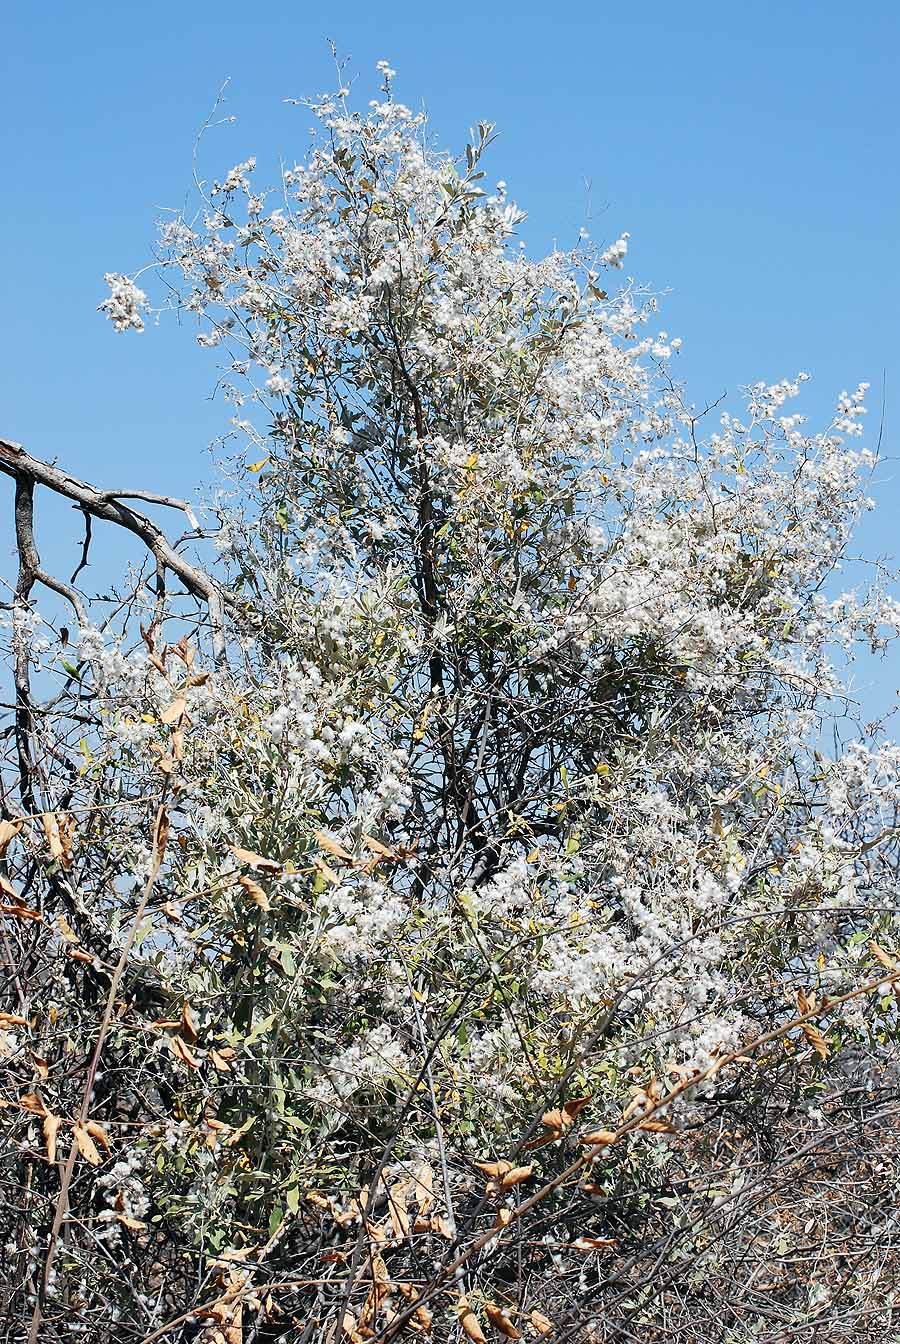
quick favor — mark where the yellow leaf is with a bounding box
[248,457,270,472]
[871,941,898,972]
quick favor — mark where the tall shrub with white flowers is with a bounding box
[2,65,899,1344]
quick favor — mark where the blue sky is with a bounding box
[2,1,898,717]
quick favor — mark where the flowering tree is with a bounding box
[2,65,900,1344]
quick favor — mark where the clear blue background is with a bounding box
[2,1,898,718]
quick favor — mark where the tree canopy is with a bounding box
[2,66,899,1344]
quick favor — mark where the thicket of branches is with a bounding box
[2,65,899,1344]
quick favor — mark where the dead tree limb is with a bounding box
[0,437,229,660]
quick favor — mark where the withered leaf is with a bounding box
[580,1129,619,1147]
[485,1304,522,1339]
[474,1159,512,1179]
[457,1297,488,1344]
[313,829,353,863]
[499,1165,534,1190]
[169,1034,200,1070]
[160,696,187,726]
[801,1022,830,1060]
[0,818,23,857]
[43,1113,61,1164]
[73,1124,102,1166]
[570,1235,618,1251]
[180,1001,199,1042]
[238,874,271,911]
[19,1091,48,1117]
[85,1119,112,1152]
[231,845,282,875]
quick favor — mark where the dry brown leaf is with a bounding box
[56,914,80,944]
[387,1181,410,1241]
[636,1120,677,1134]
[801,1022,830,1060]
[870,940,897,970]
[310,855,342,886]
[116,1212,148,1231]
[313,829,353,863]
[474,1159,512,1179]
[238,874,271,911]
[42,813,67,866]
[160,696,187,725]
[361,833,398,859]
[180,1001,199,1042]
[0,1012,27,1027]
[499,1165,534,1190]
[457,1297,488,1344]
[73,1124,102,1166]
[580,1129,620,1147]
[0,818,23,857]
[210,1048,233,1073]
[85,1120,112,1152]
[570,1235,618,1251]
[169,1034,200,1070]
[485,1304,522,1339]
[0,900,43,922]
[30,1053,49,1080]
[529,1311,553,1335]
[414,1160,434,1216]
[231,845,282,875]
[43,1113,61,1164]
[19,1091,48,1116]
[153,808,170,858]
